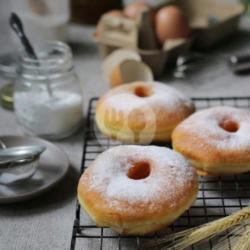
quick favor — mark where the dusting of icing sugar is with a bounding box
[103,82,193,113]
[86,145,196,208]
[104,93,145,113]
[177,106,250,150]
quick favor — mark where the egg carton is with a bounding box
[94,7,191,77]
[172,0,244,49]
[94,0,244,77]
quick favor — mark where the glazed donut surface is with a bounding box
[172,106,250,175]
[78,145,198,235]
[95,81,194,144]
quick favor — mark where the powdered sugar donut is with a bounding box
[172,106,250,176]
[95,81,194,144]
[77,145,198,235]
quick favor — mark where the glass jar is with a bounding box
[0,53,17,110]
[14,41,83,139]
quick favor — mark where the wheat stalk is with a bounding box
[232,222,250,250]
[212,222,246,250]
[211,220,250,250]
[144,206,250,250]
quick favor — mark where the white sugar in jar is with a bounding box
[14,41,83,139]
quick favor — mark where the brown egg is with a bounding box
[155,6,191,45]
[124,2,150,20]
[96,10,124,36]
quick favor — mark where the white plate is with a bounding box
[0,136,69,204]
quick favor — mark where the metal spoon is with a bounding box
[9,12,38,60]
[0,144,46,168]
[9,12,53,97]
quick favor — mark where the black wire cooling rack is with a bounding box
[70,96,250,250]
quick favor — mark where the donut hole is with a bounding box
[127,161,151,180]
[134,86,152,98]
[219,119,239,133]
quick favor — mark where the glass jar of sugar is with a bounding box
[14,41,83,139]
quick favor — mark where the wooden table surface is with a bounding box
[0,13,250,250]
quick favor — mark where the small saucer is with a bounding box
[0,136,69,204]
